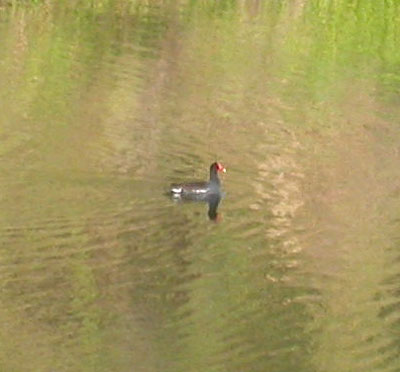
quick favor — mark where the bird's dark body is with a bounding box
[170,162,224,197]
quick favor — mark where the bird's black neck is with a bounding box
[209,168,220,185]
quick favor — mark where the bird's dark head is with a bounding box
[210,162,226,174]
[209,162,226,183]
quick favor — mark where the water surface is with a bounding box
[1,1,400,371]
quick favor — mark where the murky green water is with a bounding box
[1,1,400,371]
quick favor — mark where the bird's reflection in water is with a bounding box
[171,193,222,221]
[206,194,221,221]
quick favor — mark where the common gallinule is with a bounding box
[170,162,226,198]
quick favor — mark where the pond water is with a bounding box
[1,1,400,371]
